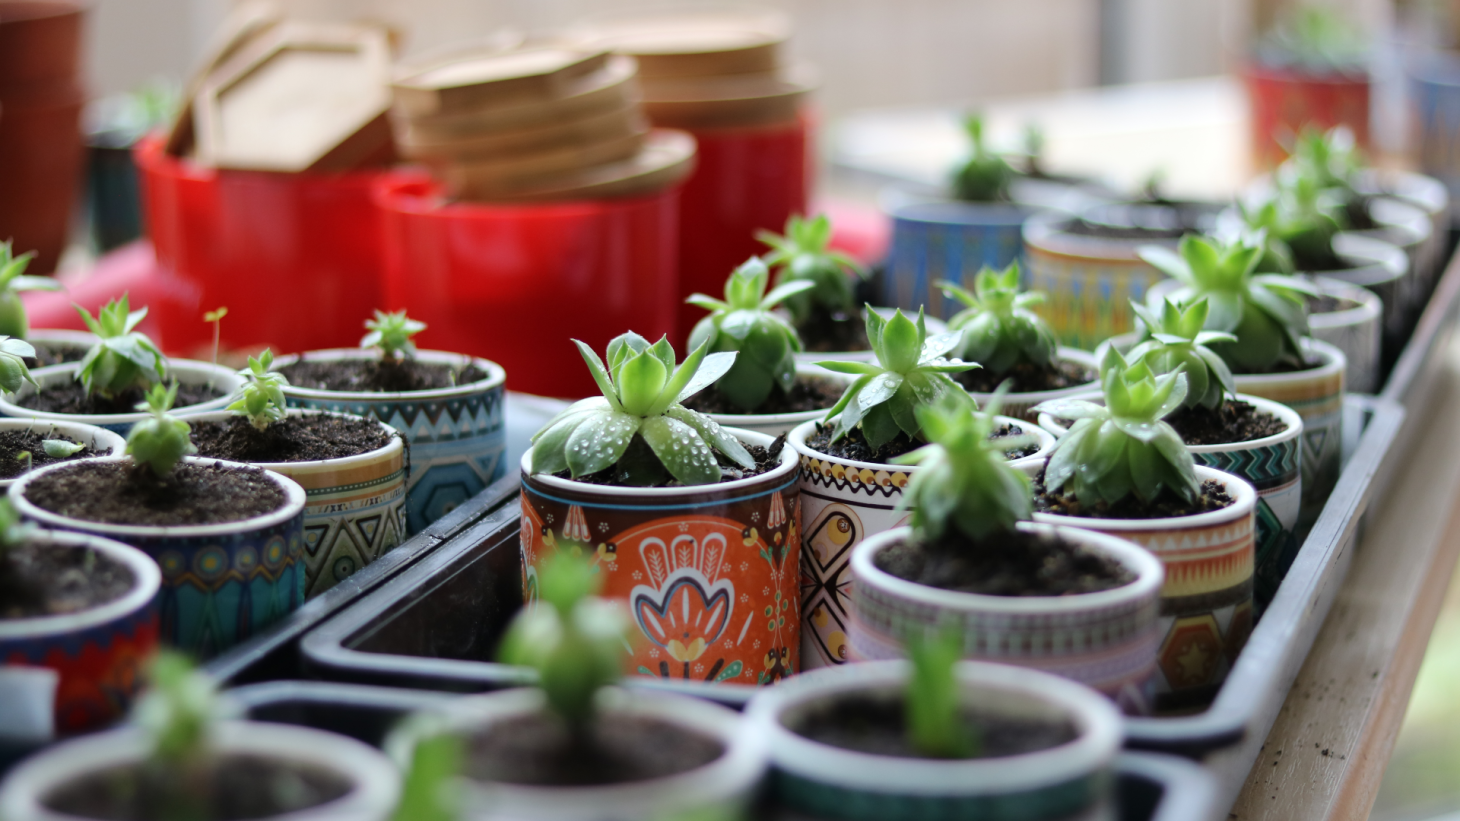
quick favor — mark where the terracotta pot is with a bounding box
[883,197,1031,321]
[0,2,83,87]
[962,346,1098,423]
[0,84,83,274]
[0,359,244,434]
[0,417,125,490]
[1242,61,1370,171]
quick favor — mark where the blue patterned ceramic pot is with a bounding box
[747,660,1121,821]
[0,360,244,434]
[0,419,125,490]
[273,349,506,535]
[9,457,307,659]
[884,199,1031,321]
[1411,54,1460,222]
[849,524,1164,716]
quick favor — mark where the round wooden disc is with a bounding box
[449,129,696,201]
[571,9,788,79]
[393,47,609,117]
[640,63,815,129]
[397,102,648,162]
[440,128,647,189]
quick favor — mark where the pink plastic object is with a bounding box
[817,196,890,268]
[376,174,682,399]
[135,135,388,356]
[22,240,181,347]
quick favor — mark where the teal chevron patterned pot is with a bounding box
[273,349,506,534]
[747,660,1120,821]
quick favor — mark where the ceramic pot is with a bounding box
[520,428,802,688]
[1347,196,1432,322]
[788,417,1053,671]
[746,659,1121,821]
[9,457,307,659]
[1408,54,1460,224]
[186,410,407,598]
[849,523,1164,716]
[1352,168,1450,299]
[0,418,124,489]
[699,363,852,437]
[962,346,1098,422]
[1024,463,1256,713]
[883,198,1031,321]
[386,687,764,820]
[1242,61,1370,170]
[23,328,96,369]
[274,349,506,535]
[0,359,244,434]
[0,721,400,821]
[0,530,159,736]
[793,308,948,365]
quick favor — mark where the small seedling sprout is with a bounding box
[0,335,37,394]
[126,383,197,478]
[226,349,290,431]
[203,307,227,385]
[14,450,29,474]
[363,310,426,361]
[951,114,1012,203]
[905,628,978,759]
[0,241,62,339]
[74,295,166,398]
[130,651,241,818]
[42,439,86,458]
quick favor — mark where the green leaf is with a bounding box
[563,410,642,477]
[641,414,720,485]
[41,439,86,458]
[666,406,754,470]
[573,340,624,413]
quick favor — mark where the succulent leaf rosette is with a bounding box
[0,336,37,395]
[126,383,197,478]
[531,333,754,486]
[951,114,1013,203]
[362,309,426,360]
[1280,126,1360,198]
[1241,174,1345,271]
[686,258,815,412]
[0,241,61,339]
[757,214,868,326]
[1127,297,1236,411]
[74,296,167,398]
[939,262,1057,375]
[226,349,289,431]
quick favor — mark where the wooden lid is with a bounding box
[447,128,695,201]
[164,0,282,156]
[439,127,647,188]
[393,47,609,118]
[398,102,647,162]
[640,63,815,128]
[572,9,787,79]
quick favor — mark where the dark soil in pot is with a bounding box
[954,359,1095,394]
[20,381,226,416]
[1033,472,1233,520]
[875,531,1133,596]
[558,436,784,488]
[792,695,1076,759]
[0,541,132,620]
[806,422,1037,464]
[190,415,392,463]
[25,461,286,526]
[680,374,845,416]
[45,756,351,820]
[0,429,98,478]
[1163,400,1287,446]
[25,344,88,369]
[279,357,487,393]
[795,308,870,354]
[464,711,723,786]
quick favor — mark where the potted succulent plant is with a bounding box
[758,213,872,357]
[788,309,1053,670]
[9,384,307,658]
[0,499,159,738]
[0,653,400,820]
[746,644,1122,820]
[846,394,1164,714]
[938,261,1097,421]
[1027,351,1257,711]
[0,241,95,368]
[272,310,506,535]
[0,296,242,432]
[387,553,765,820]
[521,332,802,687]
[185,350,408,598]
[0,336,124,487]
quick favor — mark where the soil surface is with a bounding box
[793,694,1076,759]
[26,344,89,369]
[1033,473,1234,520]
[796,307,871,354]
[560,436,783,488]
[1164,400,1288,446]
[465,712,724,786]
[279,357,486,393]
[25,461,287,527]
[805,422,1035,464]
[0,430,99,479]
[955,358,1095,394]
[875,531,1133,596]
[19,381,226,416]
[1346,197,1378,231]
[190,415,392,463]
[1,541,133,620]
[680,373,846,416]
[45,756,351,820]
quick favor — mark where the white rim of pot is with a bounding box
[0,721,400,821]
[1036,392,1303,454]
[886,196,1031,226]
[9,456,307,540]
[0,360,245,427]
[1021,207,1176,260]
[183,409,404,474]
[746,659,1121,795]
[1325,232,1409,285]
[962,346,1099,406]
[851,522,1164,616]
[1353,168,1449,218]
[1022,462,1258,532]
[0,529,160,641]
[273,348,506,402]
[0,419,127,489]
[702,363,854,430]
[25,329,99,350]
[521,426,797,499]
[787,416,1052,475]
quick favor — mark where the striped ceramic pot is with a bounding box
[748,660,1122,821]
[0,360,244,434]
[1410,55,1460,224]
[275,349,506,535]
[1352,168,1451,298]
[788,418,1055,671]
[884,199,1031,321]
[1025,463,1257,713]
[963,347,1098,423]
[700,364,852,437]
[848,524,1164,716]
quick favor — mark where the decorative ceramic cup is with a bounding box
[0,360,244,434]
[0,721,400,821]
[1352,168,1450,298]
[186,410,408,598]
[1025,463,1257,713]
[10,457,308,659]
[962,346,1099,422]
[385,687,765,820]
[0,419,125,490]
[788,418,1053,671]
[849,523,1164,716]
[884,199,1031,321]
[701,364,852,437]
[521,428,802,688]
[0,530,160,736]
[274,349,507,535]
[746,660,1121,821]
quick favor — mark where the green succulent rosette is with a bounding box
[939,261,1057,375]
[1127,297,1236,411]
[74,296,166,398]
[758,214,867,327]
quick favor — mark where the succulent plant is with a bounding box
[0,497,37,571]
[133,652,235,766]
[686,258,814,412]
[74,296,166,398]
[1241,175,1345,271]
[1032,348,1200,507]
[226,349,289,431]
[951,114,1012,203]
[1257,5,1367,71]
[363,309,426,361]
[0,242,61,340]
[0,335,37,395]
[905,628,978,759]
[127,383,197,478]
[938,262,1057,375]
[1137,232,1317,373]
[391,731,462,821]
[531,333,754,486]
[1127,297,1236,411]
[758,214,868,327]
[1281,125,1360,197]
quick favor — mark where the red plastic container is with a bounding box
[135,135,388,357]
[675,113,811,341]
[1243,63,1370,171]
[376,174,682,399]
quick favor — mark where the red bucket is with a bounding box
[1243,63,1370,171]
[375,174,682,398]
